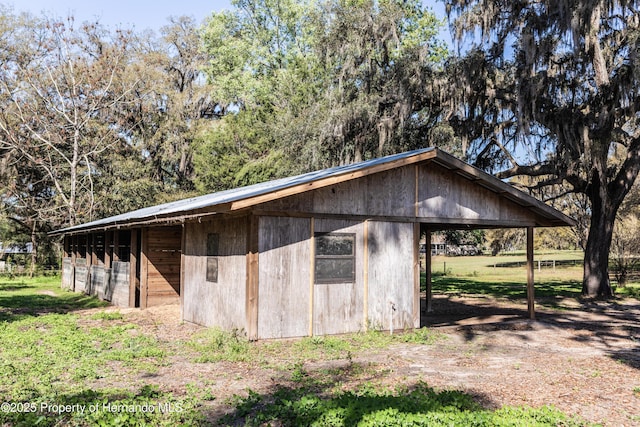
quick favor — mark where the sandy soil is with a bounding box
[94,295,640,426]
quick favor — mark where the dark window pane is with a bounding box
[315,258,355,283]
[316,234,354,256]
[206,257,218,282]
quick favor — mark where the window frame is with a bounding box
[314,232,356,284]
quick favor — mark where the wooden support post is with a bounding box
[63,236,70,258]
[246,215,259,341]
[112,231,120,262]
[71,235,77,263]
[180,223,186,322]
[413,222,420,328]
[129,230,139,308]
[105,231,113,269]
[140,228,149,309]
[363,220,369,331]
[527,226,535,320]
[425,227,433,313]
[308,218,315,337]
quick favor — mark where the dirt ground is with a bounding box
[104,295,640,426]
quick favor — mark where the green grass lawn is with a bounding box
[427,250,640,301]
[0,274,597,426]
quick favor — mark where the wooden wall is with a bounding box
[256,161,537,227]
[74,258,89,294]
[258,216,311,339]
[417,163,531,223]
[182,217,247,330]
[313,219,365,336]
[108,261,130,307]
[141,226,182,307]
[367,221,416,331]
[62,258,73,290]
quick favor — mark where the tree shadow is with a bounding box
[0,286,107,323]
[0,385,204,426]
[212,377,497,426]
[421,280,640,371]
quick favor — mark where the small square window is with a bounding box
[315,233,355,284]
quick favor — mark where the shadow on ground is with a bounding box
[0,280,107,323]
[421,292,640,370]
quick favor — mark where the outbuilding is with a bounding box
[52,148,574,340]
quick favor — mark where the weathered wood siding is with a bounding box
[62,258,73,290]
[90,265,108,299]
[74,258,89,294]
[313,219,365,336]
[417,163,532,224]
[109,261,130,307]
[257,162,538,227]
[143,226,181,306]
[367,221,415,331]
[258,168,415,218]
[182,217,247,330]
[258,216,311,339]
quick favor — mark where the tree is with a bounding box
[0,13,140,228]
[196,0,449,192]
[123,16,217,195]
[445,0,640,297]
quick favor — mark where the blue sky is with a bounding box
[11,0,451,43]
[9,0,233,31]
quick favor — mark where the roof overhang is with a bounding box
[50,147,575,236]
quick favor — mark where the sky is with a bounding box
[9,0,234,31]
[10,0,451,43]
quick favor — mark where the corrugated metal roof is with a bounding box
[52,147,575,235]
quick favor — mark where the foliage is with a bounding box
[222,382,586,426]
[445,0,640,297]
[0,276,594,426]
[195,0,450,191]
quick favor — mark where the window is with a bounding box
[206,233,219,283]
[315,233,355,284]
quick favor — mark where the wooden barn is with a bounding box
[52,148,574,340]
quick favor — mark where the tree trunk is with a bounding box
[582,190,615,298]
[30,220,37,278]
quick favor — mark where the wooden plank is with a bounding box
[527,226,535,320]
[112,231,120,262]
[258,216,310,339]
[313,219,364,336]
[129,230,138,308]
[363,220,369,331]
[425,227,433,313]
[246,215,259,340]
[309,218,315,337]
[110,261,130,307]
[180,223,186,322]
[182,216,248,330]
[366,167,415,217]
[140,228,149,308]
[367,221,414,332]
[229,150,438,211]
[413,222,420,328]
[105,231,113,269]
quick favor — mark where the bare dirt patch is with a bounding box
[85,296,640,426]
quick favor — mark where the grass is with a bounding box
[0,272,602,426]
[427,251,585,301]
[221,382,587,426]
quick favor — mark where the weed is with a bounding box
[222,381,587,427]
[90,311,124,321]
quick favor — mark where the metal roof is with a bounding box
[52,147,575,235]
